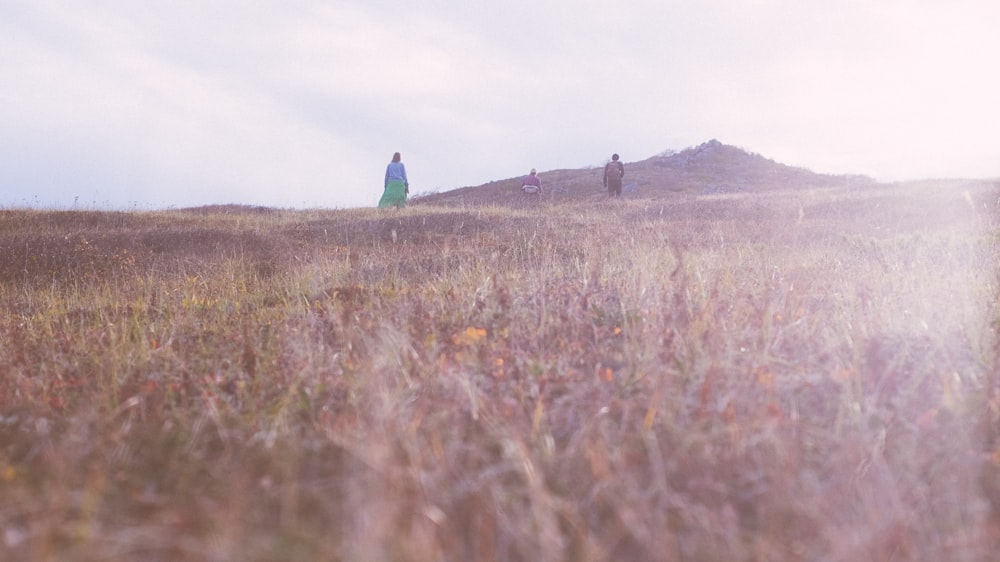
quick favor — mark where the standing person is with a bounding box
[603,153,625,197]
[521,168,542,195]
[379,152,409,208]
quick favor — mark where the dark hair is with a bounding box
[612,153,619,161]
[392,152,401,163]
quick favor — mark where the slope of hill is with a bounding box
[415,139,876,206]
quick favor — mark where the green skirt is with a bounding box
[378,180,407,208]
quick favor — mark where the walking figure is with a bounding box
[379,152,409,208]
[603,153,624,197]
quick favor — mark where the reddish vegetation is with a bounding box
[416,139,875,206]
[0,171,998,560]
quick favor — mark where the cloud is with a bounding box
[1,0,998,209]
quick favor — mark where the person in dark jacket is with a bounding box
[603,153,624,197]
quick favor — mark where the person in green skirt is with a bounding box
[379,152,409,208]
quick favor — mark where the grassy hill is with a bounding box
[416,139,877,206]
[0,177,998,560]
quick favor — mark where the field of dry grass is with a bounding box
[1,180,999,561]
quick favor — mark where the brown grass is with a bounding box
[1,181,998,561]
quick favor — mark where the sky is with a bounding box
[2,0,998,209]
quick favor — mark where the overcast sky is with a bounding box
[2,0,998,209]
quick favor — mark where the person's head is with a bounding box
[392,152,401,163]
[530,168,537,175]
[611,153,619,161]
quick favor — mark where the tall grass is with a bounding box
[1,182,998,561]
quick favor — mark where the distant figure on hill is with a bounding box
[603,153,625,197]
[521,168,542,195]
[379,152,409,208]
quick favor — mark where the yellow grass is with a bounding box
[1,181,998,560]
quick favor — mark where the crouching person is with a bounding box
[521,168,542,195]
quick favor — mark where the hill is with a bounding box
[415,139,876,206]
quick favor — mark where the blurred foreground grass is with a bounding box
[1,182,999,561]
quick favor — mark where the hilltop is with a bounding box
[415,139,876,206]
